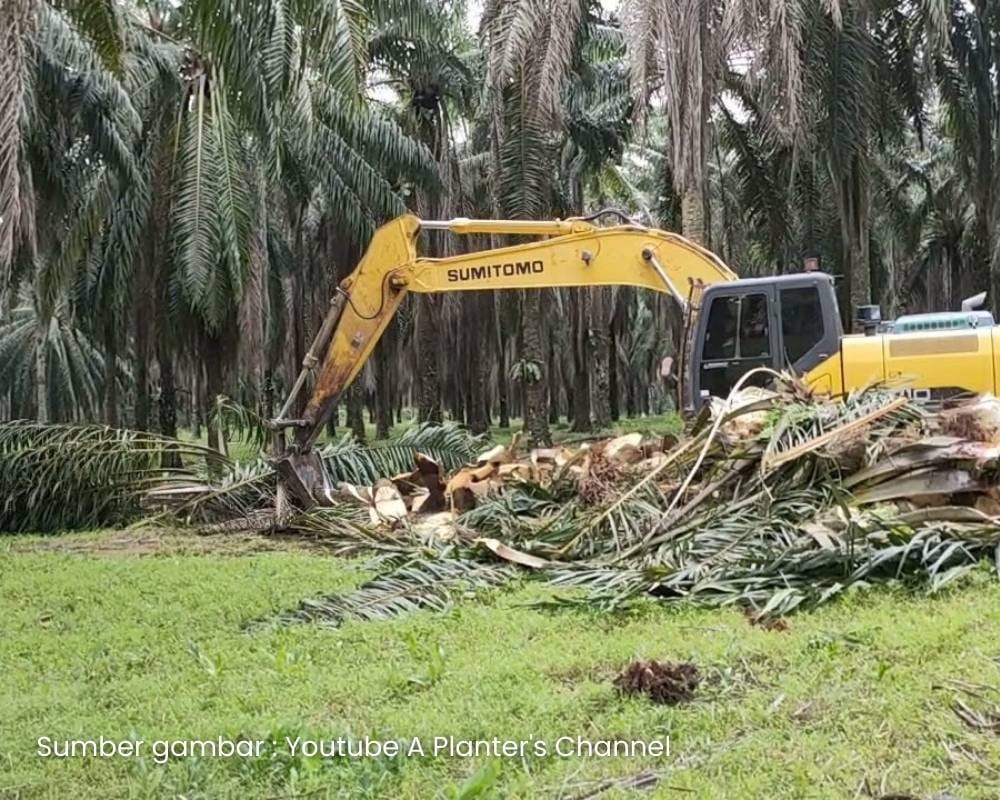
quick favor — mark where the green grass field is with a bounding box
[1,530,999,799]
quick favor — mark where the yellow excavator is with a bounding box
[271,211,997,506]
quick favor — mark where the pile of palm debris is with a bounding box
[183,383,1000,624]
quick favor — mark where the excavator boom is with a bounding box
[270,213,737,507]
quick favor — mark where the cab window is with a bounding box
[702,294,770,361]
[741,294,770,358]
[703,296,737,359]
[780,286,824,364]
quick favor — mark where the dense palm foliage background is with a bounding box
[1,0,997,447]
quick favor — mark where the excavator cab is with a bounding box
[687,273,843,404]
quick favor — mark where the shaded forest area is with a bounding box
[2,0,999,447]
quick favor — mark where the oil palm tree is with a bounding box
[2,0,440,432]
[622,0,722,245]
[370,0,476,428]
[923,0,1000,312]
[480,0,608,445]
[1,1,143,421]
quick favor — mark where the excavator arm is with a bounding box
[271,213,737,506]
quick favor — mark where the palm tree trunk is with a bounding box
[610,292,624,421]
[134,309,150,430]
[205,347,228,465]
[714,138,734,265]
[374,338,392,439]
[852,182,872,314]
[0,0,31,274]
[190,369,201,438]
[157,341,182,468]
[34,317,47,423]
[415,296,442,422]
[104,321,119,427]
[0,285,10,419]
[263,369,275,420]
[492,291,510,428]
[570,290,591,432]
[241,224,268,414]
[348,383,366,442]
[157,341,177,437]
[591,288,612,429]
[835,165,871,325]
[522,289,550,446]
[548,338,560,426]
[468,292,490,434]
[681,186,706,245]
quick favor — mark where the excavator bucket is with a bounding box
[273,451,331,510]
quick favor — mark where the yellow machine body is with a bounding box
[804,328,998,399]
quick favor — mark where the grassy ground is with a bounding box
[2,530,999,800]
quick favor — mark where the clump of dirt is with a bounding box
[938,396,1000,443]
[823,425,869,473]
[743,607,790,632]
[613,659,700,705]
[578,447,626,505]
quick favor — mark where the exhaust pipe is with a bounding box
[962,291,987,312]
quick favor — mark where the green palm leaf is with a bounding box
[273,555,515,627]
[0,420,223,532]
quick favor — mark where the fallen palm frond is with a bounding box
[207,396,270,450]
[141,421,486,524]
[0,420,484,533]
[267,553,516,628]
[952,699,1000,734]
[10,382,998,624]
[0,421,223,532]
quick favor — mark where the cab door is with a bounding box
[697,288,778,399]
[776,279,843,395]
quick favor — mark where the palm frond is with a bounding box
[320,422,484,484]
[272,554,515,627]
[208,69,252,302]
[536,0,585,125]
[37,4,141,182]
[63,0,124,72]
[208,395,270,450]
[169,68,253,332]
[0,303,120,422]
[0,420,224,532]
